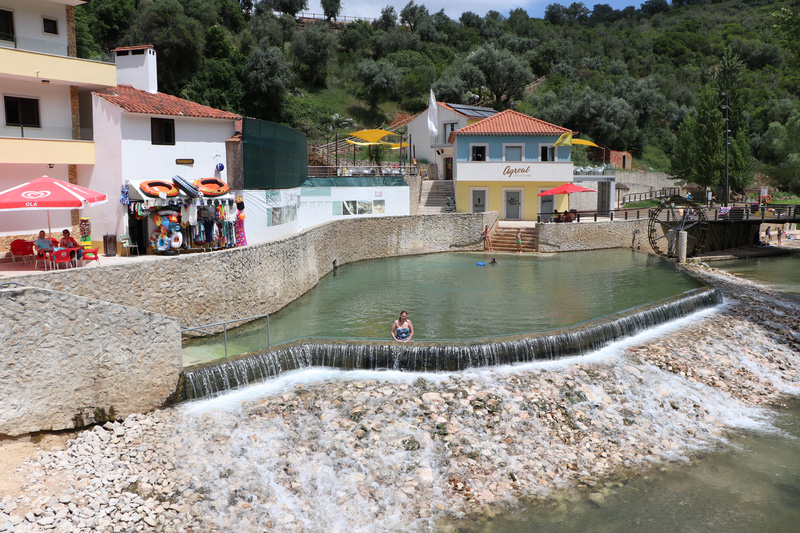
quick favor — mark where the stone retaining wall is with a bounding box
[5,214,491,330]
[0,286,182,437]
[537,220,653,253]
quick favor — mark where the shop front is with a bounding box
[124,178,244,255]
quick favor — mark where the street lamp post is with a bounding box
[721,91,730,207]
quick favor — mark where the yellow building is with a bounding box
[0,0,116,243]
[451,110,580,221]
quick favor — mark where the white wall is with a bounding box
[79,96,124,240]
[115,48,158,93]
[0,78,73,139]
[406,105,465,179]
[455,161,574,182]
[83,105,236,239]
[1,0,69,55]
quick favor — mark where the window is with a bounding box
[504,145,523,161]
[0,9,13,42]
[42,17,58,35]
[443,122,457,141]
[151,118,175,145]
[4,96,40,127]
[540,145,556,162]
[471,145,486,162]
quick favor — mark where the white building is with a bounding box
[83,45,239,243]
[0,0,116,244]
[405,102,498,180]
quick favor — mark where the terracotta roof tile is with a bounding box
[454,109,570,136]
[111,45,154,52]
[95,85,240,120]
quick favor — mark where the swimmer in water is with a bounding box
[391,310,414,342]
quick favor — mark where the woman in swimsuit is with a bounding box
[483,225,493,251]
[391,310,414,342]
[515,229,522,253]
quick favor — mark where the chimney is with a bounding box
[113,45,158,93]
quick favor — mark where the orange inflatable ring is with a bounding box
[763,194,772,204]
[140,180,178,198]
[193,177,230,197]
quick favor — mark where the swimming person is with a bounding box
[391,311,414,342]
[490,257,498,264]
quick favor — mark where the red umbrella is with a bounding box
[537,183,597,196]
[0,176,108,237]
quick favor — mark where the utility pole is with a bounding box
[721,91,730,207]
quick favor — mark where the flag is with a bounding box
[427,89,438,136]
[554,132,572,146]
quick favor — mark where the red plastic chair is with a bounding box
[10,240,34,264]
[49,248,75,269]
[81,247,100,267]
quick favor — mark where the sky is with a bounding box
[301,0,645,22]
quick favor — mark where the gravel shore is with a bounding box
[1,262,799,532]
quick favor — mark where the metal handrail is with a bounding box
[182,313,271,359]
[0,282,27,289]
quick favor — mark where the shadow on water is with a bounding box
[454,399,800,533]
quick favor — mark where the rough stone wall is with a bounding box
[616,171,680,198]
[537,220,653,253]
[537,219,761,254]
[0,287,182,437]
[4,214,490,329]
[405,173,421,214]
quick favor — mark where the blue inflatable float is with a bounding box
[476,262,486,266]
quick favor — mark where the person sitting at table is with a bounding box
[59,229,83,260]
[34,230,54,257]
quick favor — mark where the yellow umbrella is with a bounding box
[349,129,395,143]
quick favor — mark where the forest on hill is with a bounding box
[75,0,800,194]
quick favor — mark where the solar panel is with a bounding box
[447,103,499,118]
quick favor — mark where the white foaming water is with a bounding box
[174,301,790,532]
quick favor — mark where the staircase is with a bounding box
[419,181,455,214]
[489,227,538,253]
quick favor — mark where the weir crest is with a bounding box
[181,288,722,401]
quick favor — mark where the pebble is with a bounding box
[1,265,798,532]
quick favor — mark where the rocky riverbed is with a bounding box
[1,263,799,532]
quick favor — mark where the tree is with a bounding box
[640,0,669,17]
[339,20,374,59]
[374,6,397,31]
[356,59,400,108]
[266,0,307,17]
[245,44,293,119]
[671,86,724,189]
[400,1,428,32]
[467,45,534,107]
[762,107,800,193]
[124,0,205,94]
[75,0,137,50]
[320,0,341,21]
[289,22,337,87]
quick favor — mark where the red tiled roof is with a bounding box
[95,85,240,120]
[454,109,570,135]
[111,45,154,52]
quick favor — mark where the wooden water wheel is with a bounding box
[647,196,709,257]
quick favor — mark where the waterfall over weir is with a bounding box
[180,288,722,401]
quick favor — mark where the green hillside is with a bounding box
[76,0,800,192]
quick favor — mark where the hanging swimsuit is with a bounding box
[395,327,410,341]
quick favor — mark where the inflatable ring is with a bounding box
[170,231,183,249]
[476,262,486,266]
[764,194,772,204]
[140,180,178,198]
[193,177,230,197]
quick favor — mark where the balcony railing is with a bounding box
[307,165,417,178]
[1,125,91,141]
[0,34,114,63]
[573,164,616,177]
